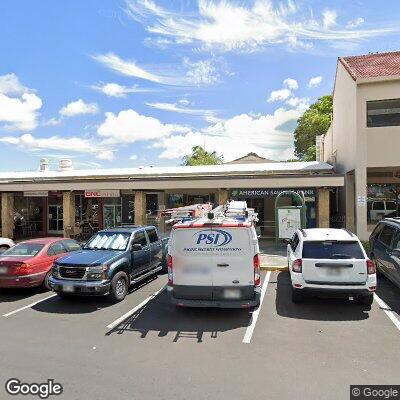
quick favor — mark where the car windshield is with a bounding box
[302,241,364,259]
[83,232,130,251]
[3,243,44,257]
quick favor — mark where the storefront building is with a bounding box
[0,161,343,240]
[320,51,400,240]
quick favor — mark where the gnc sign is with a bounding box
[85,190,120,198]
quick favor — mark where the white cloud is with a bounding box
[268,88,291,102]
[97,109,188,144]
[283,78,298,91]
[0,133,114,161]
[308,76,322,88]
[42,117,61,126]
[91,82,153,98]
[146,101,218,121]
[0,92,42,131]
[155,108,300,161]
[93,53,183,85]
[59,99,99,117]
[347,17,364,29]
[93,53,227,87]
[0,73,29,95]
[183,58,221,86]
[322,9,337,29]
[125,0,400,53]
[129,154,138,160]
[286,96,310,113]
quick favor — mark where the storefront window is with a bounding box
[14,196,44,238]
[367,184,399,222]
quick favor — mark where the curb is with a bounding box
[260,265,288,272]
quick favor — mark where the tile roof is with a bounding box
[340,51,400,81]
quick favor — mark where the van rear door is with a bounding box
[301,241,367,285]
[211,226,256,300]
[170,227,213,300]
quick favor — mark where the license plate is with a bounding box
[223,289,241,299]
[326,267,342,276]
[63,285,75,293]
[0,266,7,274]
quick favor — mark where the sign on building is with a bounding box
[230,188,316,198]
[85,190,120,198]
[277,208,302,239]
[23,191,48,197]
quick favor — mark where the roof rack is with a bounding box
[164,200,259,226]
[342,228,355,237]
[161,203,213,225]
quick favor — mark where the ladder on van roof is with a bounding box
[163,201,258,225]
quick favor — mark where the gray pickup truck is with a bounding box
[49,226,168,302]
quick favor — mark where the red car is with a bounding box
[0,238,81,290]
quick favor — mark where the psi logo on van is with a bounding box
[194,229,232,247]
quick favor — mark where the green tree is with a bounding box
[293,95,333,161]
[182,145,223,166]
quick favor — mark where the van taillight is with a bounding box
[367,260,376,275]
[254,254,260,286]
[292,259,302,273]
[167,255,173,286]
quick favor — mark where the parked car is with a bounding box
[287,228,376,305]
[369,218,400,288]
[369,200,397,222]
[0,238,81,290]
[49,226,167,302]
[167,218,261,308]
[0,237,15,253]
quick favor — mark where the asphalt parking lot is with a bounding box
[1,270,400,400]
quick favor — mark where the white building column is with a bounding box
[354,167,368,240]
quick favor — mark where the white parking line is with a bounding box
[2,293,57,317]
[243,271,272,344]
[374,293,400,331]
[107,284,167,330]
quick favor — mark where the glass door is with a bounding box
[48,205,64,234]
[103,204,122,229]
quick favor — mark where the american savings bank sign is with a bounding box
[84,190,120,198]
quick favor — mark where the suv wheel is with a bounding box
[291,287,304,303]
[108,271,128,303]
[356,293,374,306]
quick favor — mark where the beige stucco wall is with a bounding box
[322,61,400,240]
[328,62,358,174]
[356,80,400,168]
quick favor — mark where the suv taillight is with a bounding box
[167,255,173,286]
[292,259,302,273]
[367,259,376,275]
[254,254,260,286]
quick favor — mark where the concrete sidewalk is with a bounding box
[259,239,288,271]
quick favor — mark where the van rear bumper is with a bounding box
[168,285,261,308]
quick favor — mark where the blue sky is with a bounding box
[1,0,400,171]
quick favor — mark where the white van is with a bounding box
[167,215,261,308]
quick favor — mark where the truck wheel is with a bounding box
[356,293,374,306]
[291,287,304,303]
[108,271,128,303]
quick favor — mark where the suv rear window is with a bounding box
[302,241,364,259]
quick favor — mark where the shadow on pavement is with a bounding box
[275,272,371,321]
[31,275,159,315]
[106,289,252,342]
[376,273,400,318]
[0,286,47,303]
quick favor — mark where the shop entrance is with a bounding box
[103,202,122,229]
[48,205,63,234]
